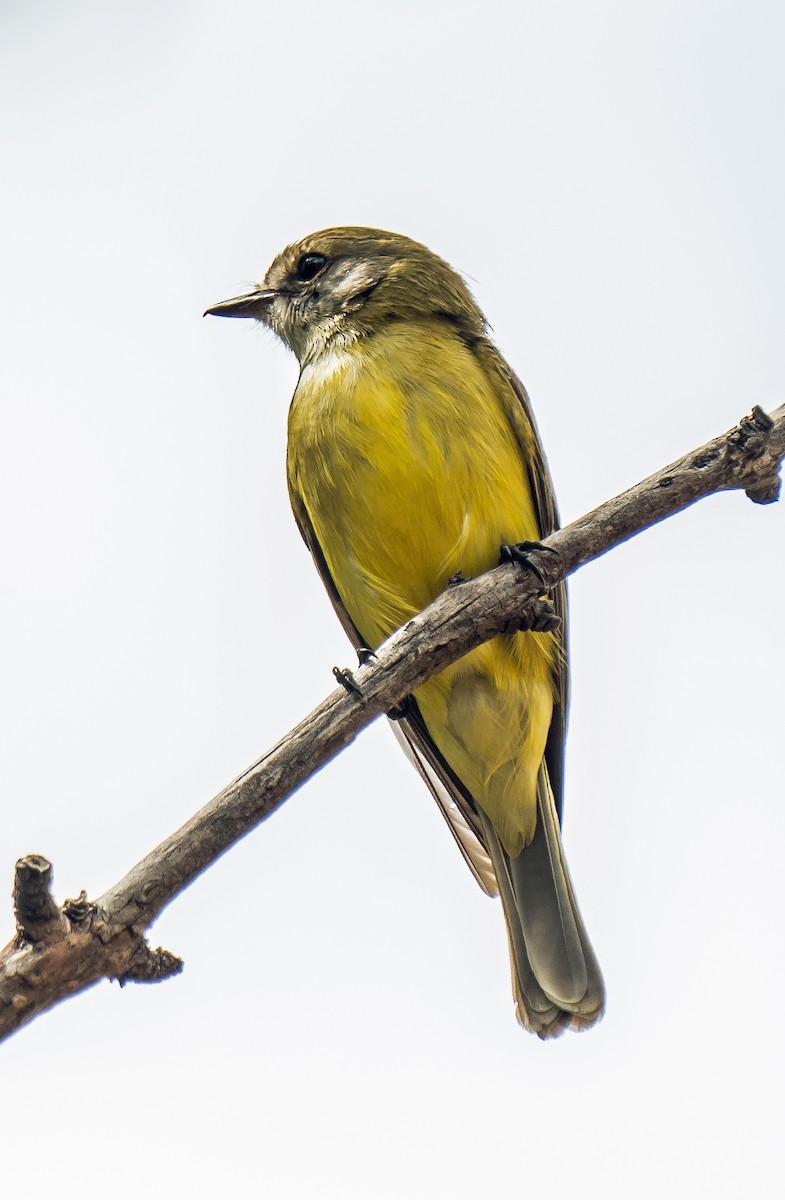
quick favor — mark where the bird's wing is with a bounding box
[288,484,499,896]
[480,342,569,822]
[389,706,498,896]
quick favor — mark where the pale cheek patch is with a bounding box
[332,260,381,307]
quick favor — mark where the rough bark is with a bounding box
[1,403,782,1042]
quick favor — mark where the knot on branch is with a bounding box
[726,406,781,504]
[63,890,97,926]
[118,942,184,986]
[515,595,561,634]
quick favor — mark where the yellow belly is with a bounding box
[287,323,557,855]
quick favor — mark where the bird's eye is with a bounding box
[296,253,327,282]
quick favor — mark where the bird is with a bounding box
[206,227,604,1036]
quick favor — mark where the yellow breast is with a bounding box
[287,322,557,855]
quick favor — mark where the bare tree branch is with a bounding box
[1,403,782,1042]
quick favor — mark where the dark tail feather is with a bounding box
[478,766,604,1038]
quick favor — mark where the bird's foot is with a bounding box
[499,540,558,587]
[333,666,363,696]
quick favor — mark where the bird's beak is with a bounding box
[203,288,277,319]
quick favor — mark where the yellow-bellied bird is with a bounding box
[206,228,604,1036]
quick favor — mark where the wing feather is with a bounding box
[480,342,569,822]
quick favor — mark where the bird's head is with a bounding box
[205,227,485,364]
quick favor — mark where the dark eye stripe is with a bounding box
[296,253,327,282]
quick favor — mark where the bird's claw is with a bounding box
[333,666,363,696]
[499,540,558,588]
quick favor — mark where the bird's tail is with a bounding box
[477,766,604,1038]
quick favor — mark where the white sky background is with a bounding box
[1,1,783,1196]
